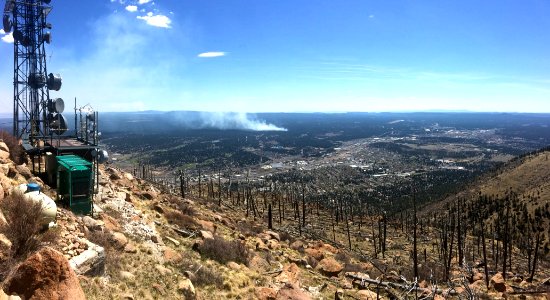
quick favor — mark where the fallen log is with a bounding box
[345,272,459,296]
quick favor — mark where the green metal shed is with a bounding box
[56,155,94,215]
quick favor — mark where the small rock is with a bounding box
[163,247,183,264]
[120,293,134,300]
[165,236,180,246]
[150,235,160,243]
[0,233,12,251]
[177,278,196,299]
[199,230,214,240]
[119,271,135,282]
[255,287,277,300]
[123,243,137,254]
[111,232,128,249]
[227,261,241,271]
[155,264,172,276]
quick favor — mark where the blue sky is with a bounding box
[1,0,550,113]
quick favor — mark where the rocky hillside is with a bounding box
[1,138,550,299]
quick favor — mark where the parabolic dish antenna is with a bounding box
[47,73,62,91]
[3,0,14,33]
[47,98,64,114]
[92,149,109,164]
[49,113,68,135]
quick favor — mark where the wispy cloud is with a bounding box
[137,12,171,28]
[138,0,153,4]
[125,5,138,12]
[198,52,226,58]
[0,29,14,44]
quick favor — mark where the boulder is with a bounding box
[290,240,305,251]
[82,216,103,231]
[275,263,301,287]
[197,220,215,232]
[0,289,22,300]
[177,278,196,300]
[110,232,128,249]
[317,257,343,277]
[304,248,324,261]
[15,165,32,179]
[276,286,311,300]
[0,163,8,176]
[265,230,281,242]
[249,255,271,273]
[68,240,105,276]
[490,273,507,293]
[0,142,9,161]
[255,287,277,300]
[3,247,86,300]
[123,173,134,181]
[0,142,9,153]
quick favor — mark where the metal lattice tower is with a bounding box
[3,0,63,145]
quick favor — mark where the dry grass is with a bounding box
[85,229,122,274]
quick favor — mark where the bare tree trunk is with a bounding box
[481,220,489,289]
[528,233,541,282]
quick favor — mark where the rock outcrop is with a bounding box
[3,247,86,300]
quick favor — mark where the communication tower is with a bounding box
[3,0,107,215]
[3,0,65,144]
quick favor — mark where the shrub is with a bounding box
[278,231,294,243]
[164,209,198,230]
[178,258,224,287]
[85,229,121,274]
[199,235,249,265]
[0,191,59,281]
[0,130,26,164]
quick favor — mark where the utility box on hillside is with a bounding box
[56,155,94,215]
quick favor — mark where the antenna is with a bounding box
[7,0,65,143]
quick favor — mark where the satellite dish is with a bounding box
[2,15,11,33]
[49,114,68,135]
[47,73,62,91]
[43,32,51,44]
[47,98,64,114]
[28,73,46,89]
[96,149,109,164]
[13,30,30,47]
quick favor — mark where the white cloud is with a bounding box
[198,52,226,58]
[138,0,152,4]
[137,12,171,28]
[0,29,14,43]
[125,5,138,12]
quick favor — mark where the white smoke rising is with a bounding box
[199,112,287,131]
